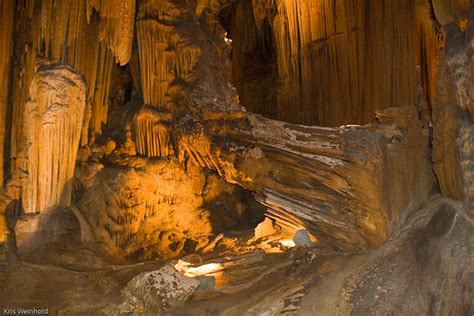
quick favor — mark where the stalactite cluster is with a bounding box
[9,0,136,185]
[136,2,201,111]
[133,107,173,158]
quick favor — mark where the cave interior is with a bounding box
[0,0,473,314]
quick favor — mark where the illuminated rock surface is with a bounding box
[14,65,86,214]
[0,0,472,314]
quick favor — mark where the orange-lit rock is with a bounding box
[74,157,262,262]
[133,106,173,158]
[13,65,85,214]
[0,0,15,186]
[0,0,472,314]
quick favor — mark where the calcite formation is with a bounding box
[133,107,173,157]
[230,0,425,126]
[177,105,434,250]
[0,0,15,187]
[74,157,260,262]
[15,65,85,214]
[0,0,472,314]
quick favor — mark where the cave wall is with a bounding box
[230,0,440,126]
[432,2,473,212]
[0,0,15,186]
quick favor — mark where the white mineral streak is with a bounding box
[20,65,85,214]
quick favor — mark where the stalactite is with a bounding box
[136,0,202,111]
[136,20,175,110]
[0,0,15,185]
[86,0,136,66]
[9,0,123,172]
[18,65,86,214]
[133,107,173,158]
[89,41,114,134]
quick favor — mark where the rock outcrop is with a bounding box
[111,265,200,314]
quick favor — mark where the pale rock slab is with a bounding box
[292,229,313,248]
[115,265,200,314]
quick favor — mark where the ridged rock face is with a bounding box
[0,0,15,186]
[230,0,421,126]
[17,65,85,214]
[8,0,137,178]
[177,105,434,251]
[133,106,173,158]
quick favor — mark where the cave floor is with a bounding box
[0,195,472,315]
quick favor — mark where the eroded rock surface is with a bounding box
[111,265,200,314]
[74,157,263,262]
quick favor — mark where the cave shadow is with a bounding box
[201,169,266,237]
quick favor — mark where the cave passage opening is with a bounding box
[218,3,280,120]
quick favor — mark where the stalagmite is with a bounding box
[17,65,86,214]
[9,0,131,164]
[133,107,173,158]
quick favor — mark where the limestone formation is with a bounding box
[86,0,137,65]
[178,105,434,251]
[74,158,260,262]
[230,0,421,126]
[16,65,85,214]
[0,0,472,314]
[133,106,173,158]
[0,0,15,186]
[112,265,200,314]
